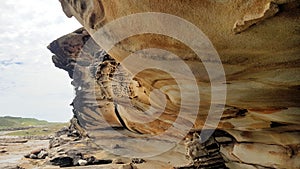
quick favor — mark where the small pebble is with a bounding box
[29,154,37,159]
[78,159,88,166]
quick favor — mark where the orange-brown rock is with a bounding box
[49,0,300,168]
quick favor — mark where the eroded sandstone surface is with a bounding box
[47,0,300,168]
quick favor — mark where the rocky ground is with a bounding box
[0,131,49,169]
[0,119,176,169]
[0,118,224,169]
[0,118,67,169]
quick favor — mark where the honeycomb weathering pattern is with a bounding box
[73,12,226,157]
[50,0,300,167]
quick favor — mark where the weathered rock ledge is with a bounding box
[47,0,300,168]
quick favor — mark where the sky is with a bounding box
[0,0,82,122]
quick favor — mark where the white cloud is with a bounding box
[0,0,82,122]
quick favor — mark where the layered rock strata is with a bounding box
[48,0,300,168]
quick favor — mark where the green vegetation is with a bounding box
[0,116,69,136]
[6,123,68,136]
[0,116,49,130]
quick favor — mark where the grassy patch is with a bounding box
[0,116,50,130]
[6,123,68,136]
[0,116,69,136]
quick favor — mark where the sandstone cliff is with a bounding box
[48,0,300,168]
